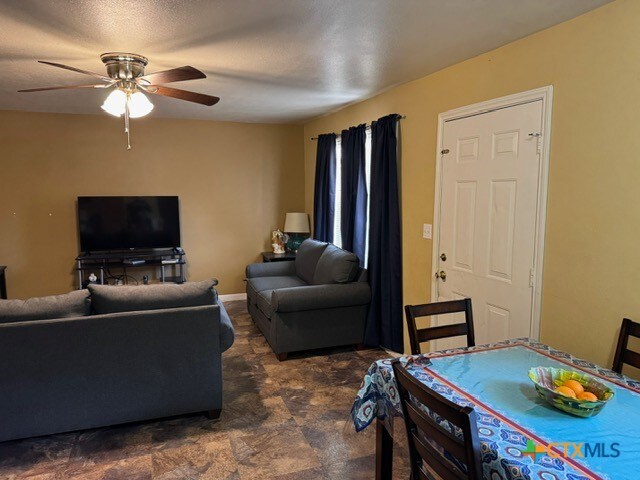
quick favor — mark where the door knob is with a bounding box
[440,253,447,262]
[435,270,447,281]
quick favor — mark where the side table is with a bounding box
[261,252,296,263]
[0,266,6,299]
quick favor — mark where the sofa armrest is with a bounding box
[272,283,371,313]
[246,261,296,278]
[217,300,235,352]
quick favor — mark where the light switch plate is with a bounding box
[423,223,432,239]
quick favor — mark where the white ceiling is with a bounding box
[0,0,611,124]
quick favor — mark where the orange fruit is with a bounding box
[556,386,577,398]
[563,380,584,395]
[577,391,598,402]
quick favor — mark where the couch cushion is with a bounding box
[246,276,307,305]
[256,290,275,319]
[0,289,91,324]
[312,244,360,285]
[295,239,328,284]
[88,279,217,314]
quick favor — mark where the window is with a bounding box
[333,129,372,266]
[333,137,343,248]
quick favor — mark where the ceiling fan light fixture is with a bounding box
[100,89,153,119]
[20,53,218,149]
[101,89,126,117]
[128,91,154,118]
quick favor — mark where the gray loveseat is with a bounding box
[246,239,371,360]
[0,279,234,443]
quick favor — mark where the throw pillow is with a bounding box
[295,239,328,284]
[312,244,359,285]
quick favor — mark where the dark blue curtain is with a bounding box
[313,133,336,243]
[364,114,403,353]
[340,124,367,266]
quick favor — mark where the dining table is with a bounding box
[351,338,640,480]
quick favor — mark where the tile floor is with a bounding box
[0,300,410,479]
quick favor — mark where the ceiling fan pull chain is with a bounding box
[124,97,131,150]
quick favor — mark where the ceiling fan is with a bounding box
[18,53,220,149]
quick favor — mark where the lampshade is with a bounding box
[128,91,154,118]
[101,89,154,118]
[101,89,127,117]
[284,212,310,233]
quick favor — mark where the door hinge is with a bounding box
[441,148,450,155]
[529,268,535,287]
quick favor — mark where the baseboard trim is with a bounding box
[219,293,247,302]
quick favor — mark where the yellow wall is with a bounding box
[0,111,304,298]
[303,0,640,368]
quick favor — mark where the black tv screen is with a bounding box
[78,196,180,252]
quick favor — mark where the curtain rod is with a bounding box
[310,115,405,140]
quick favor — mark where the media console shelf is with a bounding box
[76,248,186,289]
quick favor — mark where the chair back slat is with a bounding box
[405,401,467,461]
[628,320,640,338]
[417,323,469,343]
[622,349,640,370]
[392,359,483,480]
[409,299,470,316]
[613,318,640,373]
[400,374,467,427]
[405,298,475,355]
[417,468,432,480]
[411,432,467,480]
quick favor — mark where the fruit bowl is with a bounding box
[528,367,614,417]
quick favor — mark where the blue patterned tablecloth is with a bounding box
[351,338,640,480]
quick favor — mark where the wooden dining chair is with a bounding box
[612,318,640,374]
[405,298,475,355]
[391,359,483,480]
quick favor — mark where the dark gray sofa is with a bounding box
[0,279,234,443]
[246,239,371,360]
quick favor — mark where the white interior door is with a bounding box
[434,100,543,349]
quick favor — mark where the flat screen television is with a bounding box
[78,196,180,252]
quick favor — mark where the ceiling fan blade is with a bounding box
[38,60,112,82]
[143,85,219,106]
[137,66,206,85]
[18,83,113,93]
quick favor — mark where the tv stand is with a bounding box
[76,248,186,288]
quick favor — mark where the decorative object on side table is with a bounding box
[283,212,310,252]
[271,229,289,254]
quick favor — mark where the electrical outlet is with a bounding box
[423,224,432,239]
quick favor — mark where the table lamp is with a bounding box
[284,212,310,252]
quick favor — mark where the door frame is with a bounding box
[431,86,553,340]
